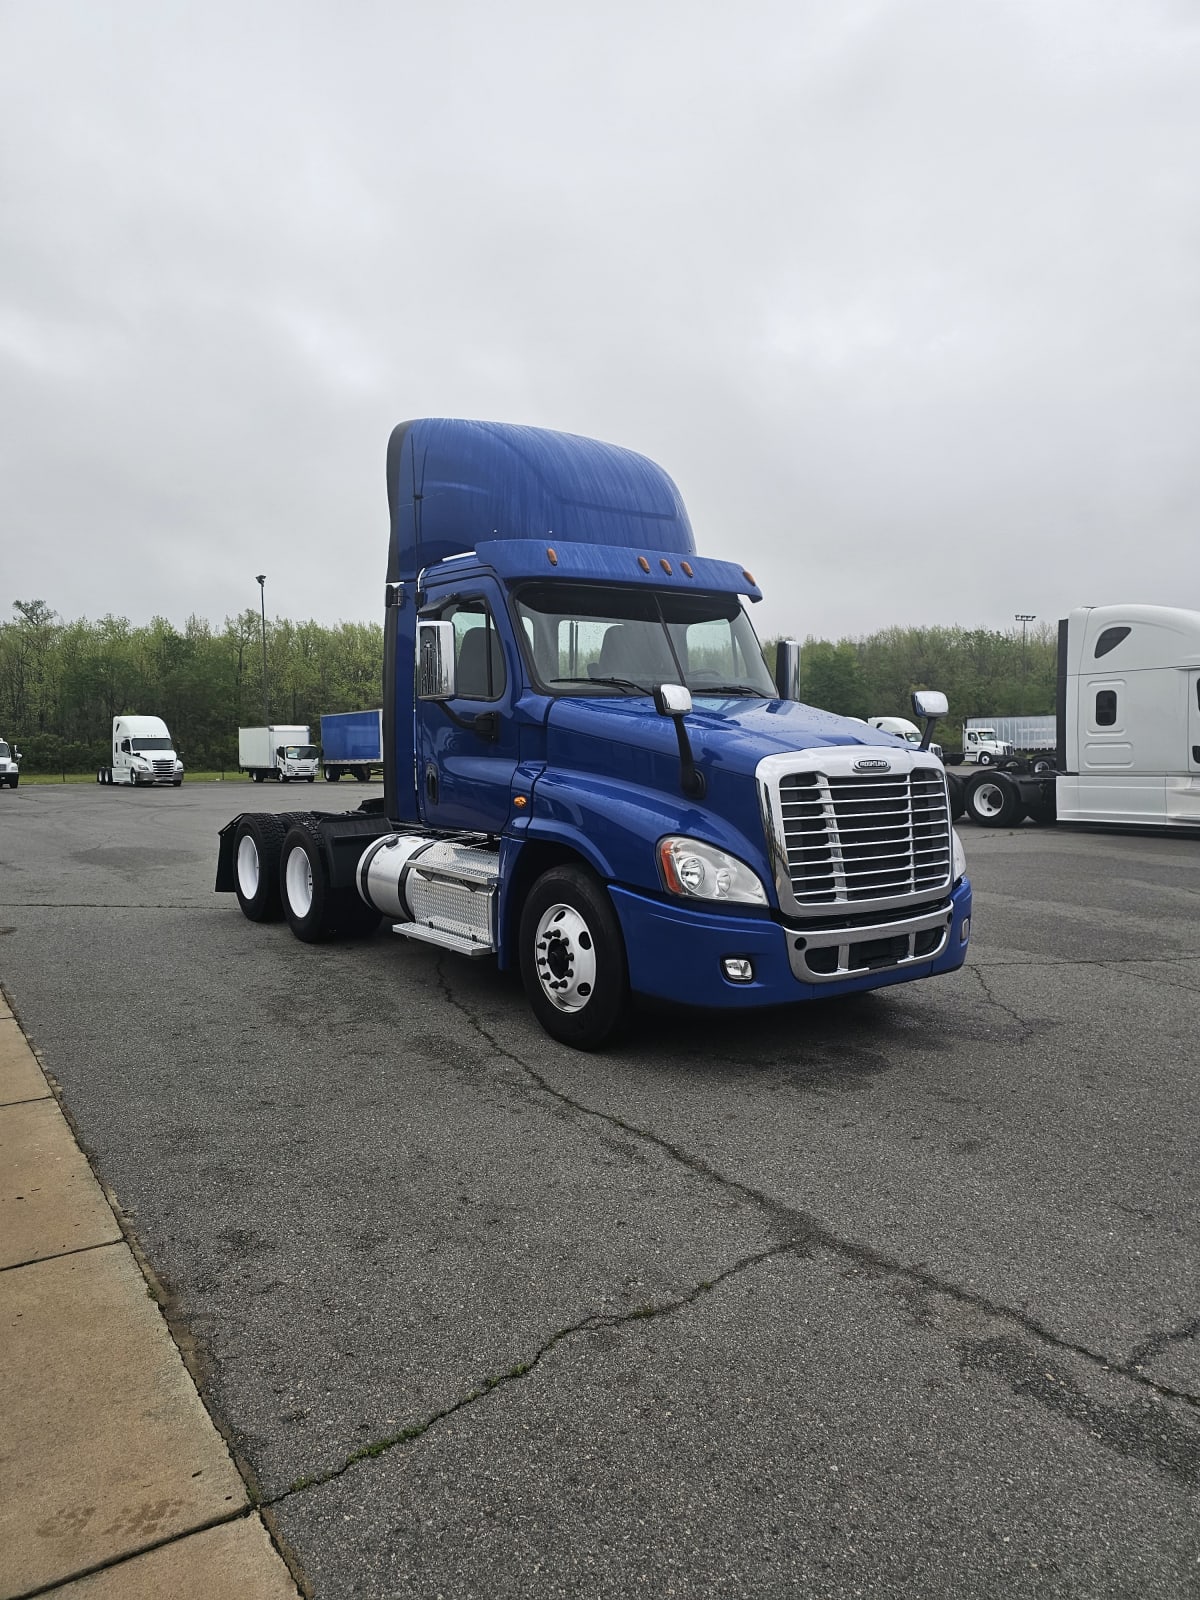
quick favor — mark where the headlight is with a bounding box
[658,837,767,905]
[952,826,966,883]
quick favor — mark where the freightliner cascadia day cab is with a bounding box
[320,709,384,782]
[216,420,972,1048]
[100,716,184,786]
[239,725,320,783]
[957,605,1200,831]
[0,738,20,789]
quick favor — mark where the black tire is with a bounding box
[977,750,994,767]
[1032,757,1054,774]
[279,824,382,942]
[9,775,17,789]
[307,776,315,783]
[965,773,1023,828]
[252,771,264,783]
[354,769,371,782]
[946,771,966,820]
[233,814,287,921]
[324,767,341,782]
[519,865,630,1050]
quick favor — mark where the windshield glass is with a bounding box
[514,584,775,697]
[285,746,318,760]
[0,743,9,759]
[132,738,173,752]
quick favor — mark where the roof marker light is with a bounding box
[660,559,672,574]
[638,557,651,573]
[681,561,694,578]
[742,570,756,585]
[547,548,558,566]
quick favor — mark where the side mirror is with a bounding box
[774,640,801,701]
[417,620,457,700]
[912,690,948,718]
[653,684,704,798]
[911,689,948,752]
[654,683,693,717]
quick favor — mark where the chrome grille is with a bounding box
[778,766,951,906]
[151,759,175,780]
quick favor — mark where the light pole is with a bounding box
[256,575,268,724]
[1015,613,1035,712]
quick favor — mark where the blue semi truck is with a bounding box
[216,419,971,1048]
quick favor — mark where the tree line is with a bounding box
[0,598,1057,773]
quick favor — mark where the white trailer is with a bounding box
[99,716,184,786]
[957,605,1200,831]
[238,725,319,784]
[965,716,1055,753]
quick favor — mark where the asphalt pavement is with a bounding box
[0,780,1197,1597]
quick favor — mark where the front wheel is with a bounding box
[977,750,993,767]
[519,865,630,1050]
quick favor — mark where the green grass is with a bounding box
[17,771,261,785]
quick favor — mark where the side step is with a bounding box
[387,838,498,957]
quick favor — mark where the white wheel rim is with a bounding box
[974,783,1005,818]
[236,836,260,897]
[533,903,598,1013]
[285,845,313,916]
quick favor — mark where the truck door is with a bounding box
[1190,672,1200,773]
[416,593,521,833]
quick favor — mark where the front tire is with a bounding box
[977,750,994,767]
[233,814,287,921]
[519,865,630,1050]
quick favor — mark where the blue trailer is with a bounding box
[319,709,383,782]
[217,419,971,1048]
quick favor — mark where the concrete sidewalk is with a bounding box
[0,989,302,1599]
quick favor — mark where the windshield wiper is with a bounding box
[548,676,650,695]
[688,684,769,697]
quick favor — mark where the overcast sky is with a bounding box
[2,0,1197,644]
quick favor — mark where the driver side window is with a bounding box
[442,599,507,701]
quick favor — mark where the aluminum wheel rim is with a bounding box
[285,847,314,916]
[533,903,597,1013]
[236,836,260,897]
[973,782,1005,818]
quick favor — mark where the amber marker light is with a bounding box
[547,548,558,565]
[742,570,755,585]
[513,796,528,808]
[681,562,694,577]
[637,556,651,573]
[660,559,672,573]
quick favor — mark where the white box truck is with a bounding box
[98,716,184,786]
[0,736,20,789]
[239,725,319,783]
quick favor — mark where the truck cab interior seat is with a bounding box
[456,626,506,699]
[594,624,677,685]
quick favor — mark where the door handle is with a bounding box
[424,762,438,805]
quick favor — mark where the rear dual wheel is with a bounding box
[965,774,1024,827]
[279,825,381,942]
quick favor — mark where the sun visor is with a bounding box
[386,418,696,582]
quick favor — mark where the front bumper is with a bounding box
[609,879,972,1009]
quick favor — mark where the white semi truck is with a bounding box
[866,716,943,762]
[239,725,319,783]
[0,737,20,789]
[98,716,184,786]
[957,604,1200,831]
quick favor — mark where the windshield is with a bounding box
[285,745,318,760]
[132,737,173,752]
[0,743,8,759]
[514,584,776,698]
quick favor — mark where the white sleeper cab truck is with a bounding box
[100,716,183,786]
[867,716,943,762]
[239,725,319,783]
[957,604,1200,832]
[0,737,20,789]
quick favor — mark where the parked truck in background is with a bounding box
[99,716,184,786]
[0,737,20,789]
[867,716,943,762]
[965,715,1055,756]
[954,725,1015,765]
[320,710,383,782]
[216,418,971,1048]
[238,726,319,784]
[956,605,1200,831]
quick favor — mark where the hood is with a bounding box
[546,694,906,781]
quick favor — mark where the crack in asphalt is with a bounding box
[967,963,1036,1035]
[267,1239,787,1504]
[1128,1315,1200,1373]
[424,962,1200,1414]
